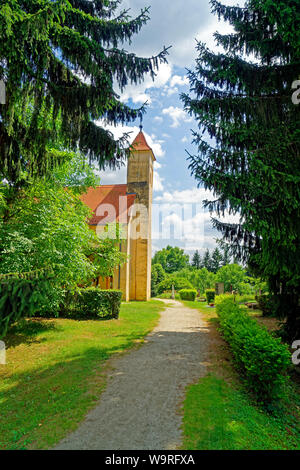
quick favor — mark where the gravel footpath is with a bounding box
[54,299,210,450]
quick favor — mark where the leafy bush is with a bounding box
[256,294,274,317]
[0,269,62,337]
[157,276,193,295]
[205,289,215,303]
[216,296,291,403]
[215,264,247,293]
[179,289,197,301]
[151,263,166,297]
[62,288,122,319]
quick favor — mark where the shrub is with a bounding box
[205,289,215,303]
[179,289,197,301]
[256,294,274,316]
[216,296,291,403]
[157,276,193,295]
[62,288,122,319]
[0,268,61,338]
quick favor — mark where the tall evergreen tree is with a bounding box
[217,240,232,266]
[202,249,212,272]
[211,247,223,273]
[0,0,169,186]
[182,0,300,339]
[191,250,201,269]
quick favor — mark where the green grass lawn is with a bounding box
[0,300,164,450]
[182,375,300,450]
[180,301,300,450]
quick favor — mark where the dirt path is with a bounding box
[54,299,210,450]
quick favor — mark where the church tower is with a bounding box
[127,128,155,301]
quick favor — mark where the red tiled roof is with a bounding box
[131,131,152,152]
[80,185,136,225]
[130,130,156,161]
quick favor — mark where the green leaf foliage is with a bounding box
[152,245,190,274]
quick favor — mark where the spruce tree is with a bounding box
[202,249,212,272]
[192,250,201,269]
[182,0,300,339]
[217,241,231,266]
[0,0,169,186]
[211,247,223,273]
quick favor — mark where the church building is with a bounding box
[80,129,155,301]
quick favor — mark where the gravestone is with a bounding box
[215,283,225,295]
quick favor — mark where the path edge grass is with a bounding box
[179,300,300,450]
[0,300,165,450]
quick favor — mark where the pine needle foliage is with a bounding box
[182,0,300,339]
[0,0,169,185]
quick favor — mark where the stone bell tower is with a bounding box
[127,128,155,301]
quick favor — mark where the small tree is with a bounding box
[151,263,166,297]
[191,250,202,269]
[151,265,158,297]
[211,248,223,273]
[0,154,126,314]
[152,246,189,274]
[202,249,213,272]
[216,264,247,294]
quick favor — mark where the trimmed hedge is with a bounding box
[205,289,215,303]
[179,289,197,301]
[216,296,291,403]
[62,288,122,319]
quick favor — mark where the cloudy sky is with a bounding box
[98,0,243,257]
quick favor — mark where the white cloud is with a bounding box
[155,187,213,203]
[165,86,178,97]
[152,187,241,250]
[96,163,127,185]
[120,0,211,67]
[154,116,163,123]
[119,0,245,68]
[118,63,172,104]
[162,106,192,128]
[153,171,164,192]
[170,75,189,87]
[181,136,188,143]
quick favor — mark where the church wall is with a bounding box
[127,150,154,301]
